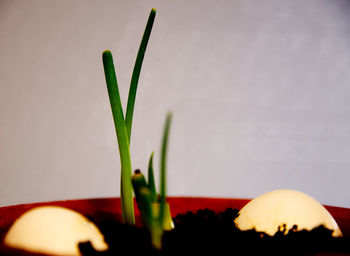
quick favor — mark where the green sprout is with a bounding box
[102,8,156,225]
[132,113,174,250]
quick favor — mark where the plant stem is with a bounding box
[159,113,172,225]
[102,50,135,225]
[132,170,148,200]
[148,152,157,202]
[125,8,156,142]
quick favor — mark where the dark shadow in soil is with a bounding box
[80,208,350,256]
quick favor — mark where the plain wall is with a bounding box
[0,0,350,207]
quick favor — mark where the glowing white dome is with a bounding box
[235,189,342,237]
[4,206,108,256]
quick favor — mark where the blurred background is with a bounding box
[1,0,350,207]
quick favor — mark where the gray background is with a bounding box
[1,0,350,207]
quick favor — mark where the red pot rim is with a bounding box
[0,197,349,255]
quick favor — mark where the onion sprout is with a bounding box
[159,113,172,227]
[126,8,156,142]
[148,152,157,202]
[102,9,156,225]
[132,113,174,250]
[103,8,173,249]
[102,51,134,225]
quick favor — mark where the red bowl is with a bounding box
[0,197,349,255]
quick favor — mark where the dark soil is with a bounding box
[80,208,350,256]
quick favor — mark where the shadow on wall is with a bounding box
[0,0,10,12]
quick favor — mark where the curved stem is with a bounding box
[125,9,156,142]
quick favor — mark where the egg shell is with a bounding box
[4,205,108,256]
[234,189,342,237]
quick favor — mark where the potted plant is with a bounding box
[1,8,350,256]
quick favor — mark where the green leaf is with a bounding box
[132,170,148,200]
[148,152,157,202]
[159,113,172,225]
[125,8,156,142]
[137,187,154,231]
[102,50,135,225]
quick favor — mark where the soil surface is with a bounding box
[79,208,350,256]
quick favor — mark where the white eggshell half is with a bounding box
[235,189,342,237]
[4,206,108,256]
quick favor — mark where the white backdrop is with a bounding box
[1,0,350,207]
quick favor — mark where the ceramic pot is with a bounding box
[0,197,349,255]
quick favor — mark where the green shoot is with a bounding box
[131,113,174,250]
[125,8,156,142]
[132,169,148,192]
[148,152,157,202]
[159,113,172,225]
[102,8,156,225]
[137,187,154,230]
[102,51,134,225]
